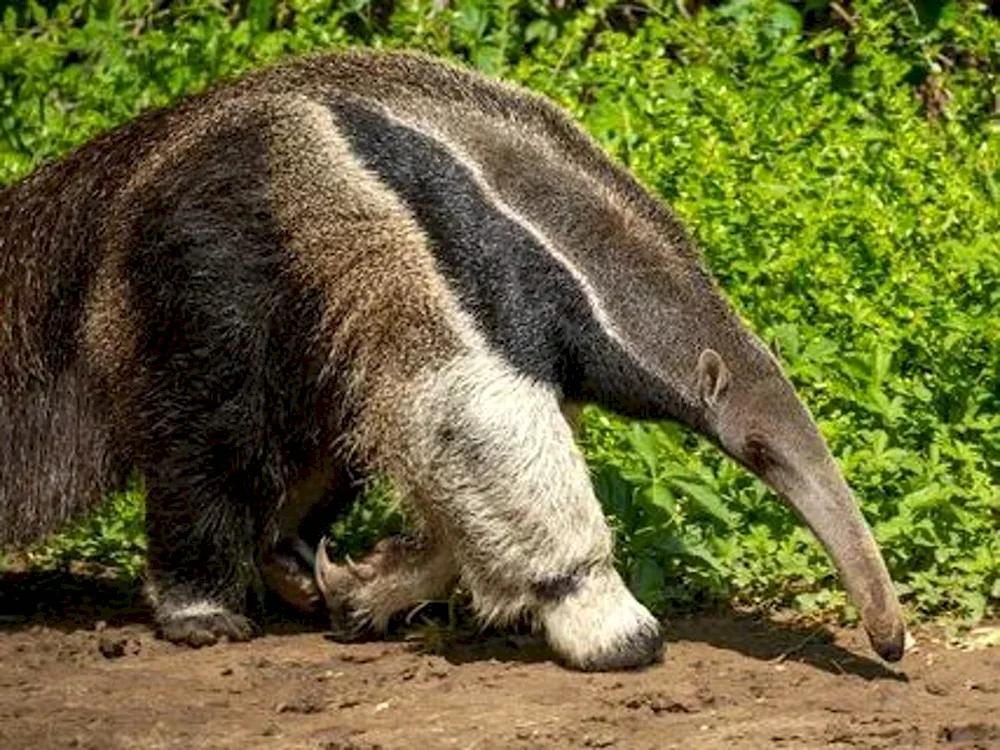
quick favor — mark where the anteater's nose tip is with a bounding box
[874,636,904,662]
[867,623,906,662]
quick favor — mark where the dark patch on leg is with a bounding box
[573,620,665,672]
[532,572,583,602]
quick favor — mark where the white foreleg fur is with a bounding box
[391,350,662,668]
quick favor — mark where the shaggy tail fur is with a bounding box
[0,369,114,548]
[0,152,130,549]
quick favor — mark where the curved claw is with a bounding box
[314,536,337,595]
[344,554,376,582]
[314,539,377,599]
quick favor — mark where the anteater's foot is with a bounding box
[540,568,664,671]
[315,535,456,639]
[157,604,259,647]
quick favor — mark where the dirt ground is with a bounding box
[0,569,997,750]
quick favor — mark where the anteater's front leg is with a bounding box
[315,533,456,638]
[356,353,663,671]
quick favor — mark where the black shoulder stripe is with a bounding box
[330,99,674,417]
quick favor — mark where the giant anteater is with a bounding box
[0,52,905,670]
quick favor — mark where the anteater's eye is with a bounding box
[743,437,774,473]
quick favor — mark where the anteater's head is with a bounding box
[689,343,905,662]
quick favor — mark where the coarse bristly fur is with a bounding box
[0,51,905,669]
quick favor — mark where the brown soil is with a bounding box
[0,570,997,750]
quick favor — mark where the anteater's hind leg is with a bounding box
[147,454,355,643]
[143,430,345,645]
[123,112,340,646]
[137,350,281,646]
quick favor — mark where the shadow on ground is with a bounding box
[0,567,905,681]
[0,567,147,632]
[668,610,907,682]
[0,567,321,637]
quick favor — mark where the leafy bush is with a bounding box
[14,481,147,577]
[2,0,997,624]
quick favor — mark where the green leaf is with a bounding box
[669,478,734,526]
[246,0,274,33]
[625,424,659,475]
[630,556,666,606]
[643,481,677,518]
[767,3,802,36]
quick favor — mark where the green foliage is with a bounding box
[2,0,997,624]
[325,477,409,560]
[19,482,147,577]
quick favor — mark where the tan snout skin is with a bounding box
[782,472,906,662]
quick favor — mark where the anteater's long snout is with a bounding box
[843,518,906,662]
[784,472,906,663]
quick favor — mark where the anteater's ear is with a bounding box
[697,349,730,408]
